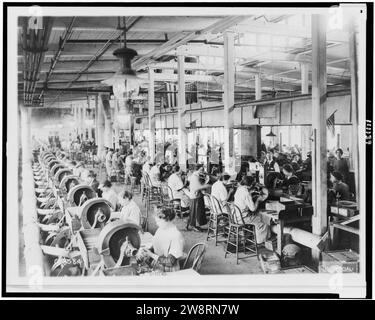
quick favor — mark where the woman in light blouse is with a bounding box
[183,164,210,231]
[137,207,184,272]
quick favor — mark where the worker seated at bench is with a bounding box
[211,171,234,203]
[167,165,190,209]
[136,207,185,272]
[328,171,351,204]
[280,164,300,188]
[233,176,270,244]
[149,161,163,187]
[118,190,142,228]
[99,180,120,211]
[86,171,101,196]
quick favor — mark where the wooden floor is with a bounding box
[110,181,267,275]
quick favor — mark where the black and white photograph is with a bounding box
[3,2,372,299]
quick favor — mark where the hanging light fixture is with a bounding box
[266,126,276,137]
[84,93,94,126]
[101,17,144,99]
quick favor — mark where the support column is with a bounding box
[81,104,87,141]
[114,101,120,150]
[87,98,93,141]
[311,15,328,242]
[100,94,113,149]
[148,68,156,161]
[301,126,312,159]
[77,104,83,140]
[96,95,105,158]
[73,104,77,138]
[301,62,310,157]
[177,55,187,171]
[129,112,135,146]
[255,73,262,100]
[76,104,79,139]
[252,73,262,118]
[349,21,359,204]
[301,62,310,94]
[223,32,235,174]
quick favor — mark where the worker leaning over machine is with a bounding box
[99,180,120,211]
[328,171,351,203]
[105,149,114,178]
[211,171,234,203]
[86,171,101,196]
[233,175,270,244]
[167,165,190,209]
[118,190,142,228]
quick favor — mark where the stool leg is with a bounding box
[243,229,246,255]
[224,227,231,259]
[254,226,259,259]
[236,227,239,264]
[214,217,218,246]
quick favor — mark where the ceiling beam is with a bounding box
[229,19,349,43]
[132,16,250,70]
[38,60,119,72]
[18,42,161,58]
[33,16,226,32]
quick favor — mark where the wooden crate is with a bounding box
[320,249,359,273]
[330,201,358,218]
[279,265,316,274]
[259,252,281,274]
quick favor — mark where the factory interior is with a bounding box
[15,8,365,279]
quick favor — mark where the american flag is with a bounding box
[326,109,337,137]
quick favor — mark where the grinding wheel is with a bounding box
[54,168,72,183]
[42,154,54,162]
[35,180,48,187]
[48,160,60,170]
[67,184,96,207]
[59,175,80,192]
[50,163,65,177]
[79,198,112,229]
[46,157,58,167]
[96,221,141,268]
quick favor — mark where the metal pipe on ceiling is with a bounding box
[133,89,351,119]
[22,18,28,103]
[22,17,53,106]
[38,17,77,101]
[31,17,53,102]
[46,16,143,108]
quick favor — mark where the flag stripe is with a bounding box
[326,111,335,136]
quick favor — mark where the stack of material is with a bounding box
[319,249,359,273]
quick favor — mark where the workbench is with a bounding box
[259,200,313,256]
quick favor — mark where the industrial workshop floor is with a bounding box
[112,182,265,275]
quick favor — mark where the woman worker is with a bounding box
[137,207,185,272]
[99,180,120,211]
[233,176,270,244]
[118,190,142,228]
[183,164,210,231]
